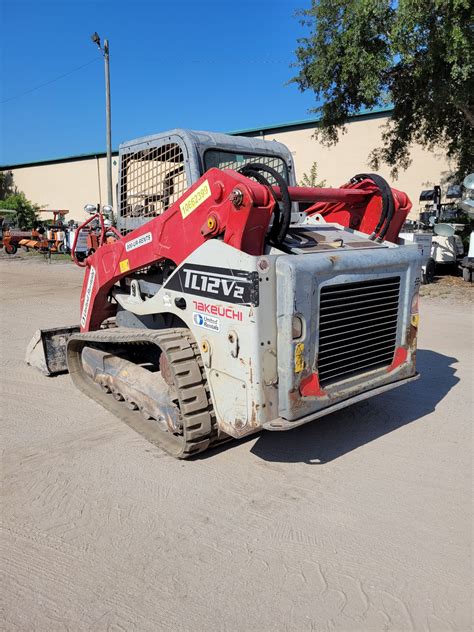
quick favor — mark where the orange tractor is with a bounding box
[1,211,33,255]
[20,210,69,254]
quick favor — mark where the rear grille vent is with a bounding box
[318,277,400,387]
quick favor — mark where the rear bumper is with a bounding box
[263,373,419,431]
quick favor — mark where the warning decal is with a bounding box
[119,259,130,273]
[294,342,305,373]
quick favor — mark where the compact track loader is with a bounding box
[27,129,421,457]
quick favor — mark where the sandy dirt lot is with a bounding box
[1,258,472,631]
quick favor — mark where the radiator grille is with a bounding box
[318,277,400,386]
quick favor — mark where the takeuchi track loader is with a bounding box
[27,129,422,457]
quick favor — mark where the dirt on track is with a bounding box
[1,258,472,631]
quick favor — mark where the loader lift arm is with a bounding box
[80,167,411,332]
[80,168,275,331]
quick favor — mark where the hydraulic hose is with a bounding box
[351,173,394,241]
[238,163,292,246]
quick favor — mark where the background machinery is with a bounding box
[458,174,474,282]
[400,181,474,280]
[19,210,70,254]
[1,209,32,255]
[27,129,421,458]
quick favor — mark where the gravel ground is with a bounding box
[419,273,474,303]
[1,258,472,631]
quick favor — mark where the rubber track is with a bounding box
[67,327,219,458]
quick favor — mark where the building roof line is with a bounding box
[228,105,393,135]
[0,106,393,170]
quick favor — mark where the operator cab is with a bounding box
[117,128,297,235]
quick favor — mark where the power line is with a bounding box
[153,56,289,64]
[1,54,289,105]
[1,58,100,105]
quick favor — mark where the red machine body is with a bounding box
[294,179,410,243]
[77,168,411,332]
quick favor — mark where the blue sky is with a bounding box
[0,0,317,165]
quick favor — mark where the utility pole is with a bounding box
[91,33,113,208]
[104,39,113,208]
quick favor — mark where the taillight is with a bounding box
[292,314,304,339]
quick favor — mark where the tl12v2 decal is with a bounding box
[164,263,259,306]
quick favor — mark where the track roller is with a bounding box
[66,327,224,458]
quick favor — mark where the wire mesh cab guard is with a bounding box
[117,129,296,235]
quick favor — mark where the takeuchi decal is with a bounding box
[193,300,243,321]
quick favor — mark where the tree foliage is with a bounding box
[299,161,327,187]
[0,171,15,199]
[0,172,39,229]
[292,0,473,177]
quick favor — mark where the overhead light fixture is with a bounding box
[91,32,101,49]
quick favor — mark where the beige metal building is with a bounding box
[1,107,453,220]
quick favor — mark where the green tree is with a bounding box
[299,161,327,187]
[0,172,39,229]
[0,171,15,199]
[292,0,473,178]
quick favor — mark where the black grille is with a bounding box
[204,150,288,187]
[318,277,400,387]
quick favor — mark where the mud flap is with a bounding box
[25,326,80,375]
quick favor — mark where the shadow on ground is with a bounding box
[201,349,458,464]
[249,349,458,464]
